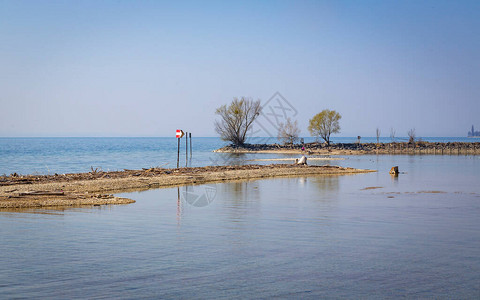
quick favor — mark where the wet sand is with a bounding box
[0,164,374,208]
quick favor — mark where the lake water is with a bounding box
[1,151,479,298]
[0,136,476,175]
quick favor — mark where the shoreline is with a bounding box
[0,164,374,209]
[214,141,480,155]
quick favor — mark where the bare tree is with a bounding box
[407,128,416,144]
[214,97,262,146]
[278,118,301,145]
[376,127,381,144]
[390,127,396,142]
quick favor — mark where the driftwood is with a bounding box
[17,191,65,196]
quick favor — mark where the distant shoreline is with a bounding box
[0,164,373,209]
[215,141,480,155]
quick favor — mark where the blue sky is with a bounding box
[1,0,479,137]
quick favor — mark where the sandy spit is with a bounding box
[0,164,374,208]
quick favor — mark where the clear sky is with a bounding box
[1,0,479,137]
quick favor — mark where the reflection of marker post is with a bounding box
[177,186,181,224]
[176,129,184,168]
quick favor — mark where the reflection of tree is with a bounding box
[311,175,340,194]
[231,181,246,195]
[213,153,248,166]
[220,180,262,223]
[223,180,260,203]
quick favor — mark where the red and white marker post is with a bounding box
[176,130,184,139]
[176,130,184,168]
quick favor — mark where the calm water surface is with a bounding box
[0,137,475,175]
[1,155,479,298]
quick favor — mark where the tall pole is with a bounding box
[189,132,192,158]
[177,138,180,168]
[185,132,188,167]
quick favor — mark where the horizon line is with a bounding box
[0,135,473,139]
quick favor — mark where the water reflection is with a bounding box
[173,176,342,224]
[176,184,218,222]
[2,155,480,299]
[0,205,112,216]
[220,181,264,225]
[180,184,217,207]
[220,181,262,215]
[210,153,249,166]
[223,181,261,199]
[309,175,340,194]
[390,173,399,185]
[177,187,182,222]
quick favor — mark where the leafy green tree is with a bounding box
[308,109,341,145]
[214,97,262,146]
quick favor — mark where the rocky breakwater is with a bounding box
[215,141,480,155]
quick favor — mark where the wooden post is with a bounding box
[189,132,192,158]
[185,132,188,166]
[177,138,180,168]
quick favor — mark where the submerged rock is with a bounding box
[389,166,399,175]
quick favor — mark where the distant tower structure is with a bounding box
[469,125,480,137]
